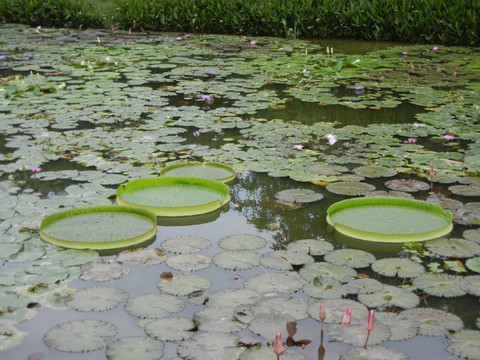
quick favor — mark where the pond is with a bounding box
[0,24,480,360]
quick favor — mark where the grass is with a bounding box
[0,0,478,45]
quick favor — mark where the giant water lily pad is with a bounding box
[40,206,157,250]
[327,197,453,242]
[43,319,117,352]
[116,177,230,217]
[160,162,236,183]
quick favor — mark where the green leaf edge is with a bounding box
[116,177,231,217]
[160,162,236,183]
[40,205,157,250]
[326,197,453,243]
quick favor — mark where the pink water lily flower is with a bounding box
[31,167,42,172]
[408,137,416,143]
[432,46,439,51]
[364,309,375,348]
[443,135,455,140]
[342,308,351,325]
[273,332,283,359]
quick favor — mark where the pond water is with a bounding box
[1,24,480,360]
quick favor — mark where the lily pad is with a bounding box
[358,285,419,309]
[449,185,480,196]
[324,249,376,268]
[326,181,375,196]
[327,197,453,242]
[353,166,397,178]
[160,235,211,254]
[345,278,384,295]
[40,206,157,250]
[303,277,347,299]
[376,311,419,341]
[260,250,314,270]
[385,179,430,192]
[248,311,296,339]
[65,286,128,312]
[194,306,248,332]
[116,248,167,265]
[143,317,195,341]
[177,332,243,360]
[105,336,164,360]
[0,324,28,351]
[80,260,131,282]
[329,322,391,346]
[307,298,367,323]
[239,345,305,360]
[400,308,463,336]
[160,161,235,183]
[371,258,425,278]
[166,254,212,271]
[340,346,410,360]
[124,293,185,319]
[43,319,117,352]
[299,262,357,283]
[207,288,263,308]
[116,177,231,217]
[218,234,267,250]
[286,238,334,255]
[212,250,261,270]
[466,257,480,273]
[425,237,480,258]
[156,273,211,296]
[413,273,467,297]
[274,188,323,205]
[445,330,480,360]
[244,272,304,294]
[250,296,308,320]
[461,275,480,296]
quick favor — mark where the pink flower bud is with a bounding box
[342,308,351,325]
[319,302,326,322]
[273,332,284,358]
[366,310,375,331]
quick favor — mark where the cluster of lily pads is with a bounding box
[0,23,480,359]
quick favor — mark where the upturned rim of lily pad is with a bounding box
[160,161,236,183]
[116,176,231,217]
[326,196,453,242]
[40,205,157,250]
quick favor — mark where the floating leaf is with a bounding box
[385,179,430,192]
[326,181,375,196]
[340,346,410,360]
[212,250,260,270]
[358,285,419,309]
[299,262,357,283]
[248,311,296,339]
[80,261,131,282]
[463,229,480,244]
[353,166,397,178]
[207,288,262,308]
[116,177,231,217]
[244,272,304,294]
[307,298,367,323]
[461,275,480,296]
[239,345,305,360]
[260,250,314,270]
[466,257,480,273]
[177,332,243,359]
[445,330,480,360]
[345,278,384,295]
[40,206,157,250]
[444,260,467,273]
[65,286,128,312]
[160,235,211,254]
[371,258,425,278]
[194,306,248,332]
[250,296,308,320]
[365,190,413,199]
[166,254,212,271]
[105,336,164,360]
[218,234,267,251]
[286,238,333,255]
[156,273,211,296]
[329,322,390,346]
[376,311,419,341]
[0,324,28,351]
[116,248,166,265]
[144,317,195,342]
[449,185,480,196]
[400,308,464,336]
[303,276,346,299]
[124,293,185,319]
[274,188,323,205]
[324,249,375,268]
[43,319,117,352]
[160,161,236,183]
[425,237,480,258]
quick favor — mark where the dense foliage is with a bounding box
[0,0,479,45]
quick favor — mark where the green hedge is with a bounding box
[1,0,478,45]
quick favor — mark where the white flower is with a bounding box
[325,134,338,145]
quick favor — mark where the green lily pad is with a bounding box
[250,296,308,320]
[327,197,453,242]
[274,188,323,205]
[286,238,334,255]
[326,181,376,196]
[413,273,467,297]
[248,311,296,339]
[358,285,419,309]
[244,272,304,294]
[260,250,314,270]
[177,332,243,360]
[303,277,347,299]
[65,286,128,312]
[166,254,212,271]
[218,234,267,250]
[307,298,368,323]
[207,288,263,308]
[156,273,211,296]
[376,311,419,341]
[143,317,195,341]
[353,166,397,178]
[116,248,167,265]
[299,262,357,283]
[160,161,236,183]
[329,322,391,346]
[371,258,425,278]
[40,206,157,250]
[461,275,480,296]
[324,249,376,268]
[426,237,480,258]
[43,319,117,352]
[80,260,131,282]
[124,293,185,319]
[449,185,480,196]
[340,346,410,360]
[463,229,480,244]
[385,179,430,192]
[445,330,480,360]
[160,235,211,254]
[212,250,261,270]
[116,177,230,217]
[239,345,306,360]
[466,257,480,273]
[105,336,164,360]
[0,324,28,351]
[400,308,463,336]
[194,306,247,332]
[345,278,384,295]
